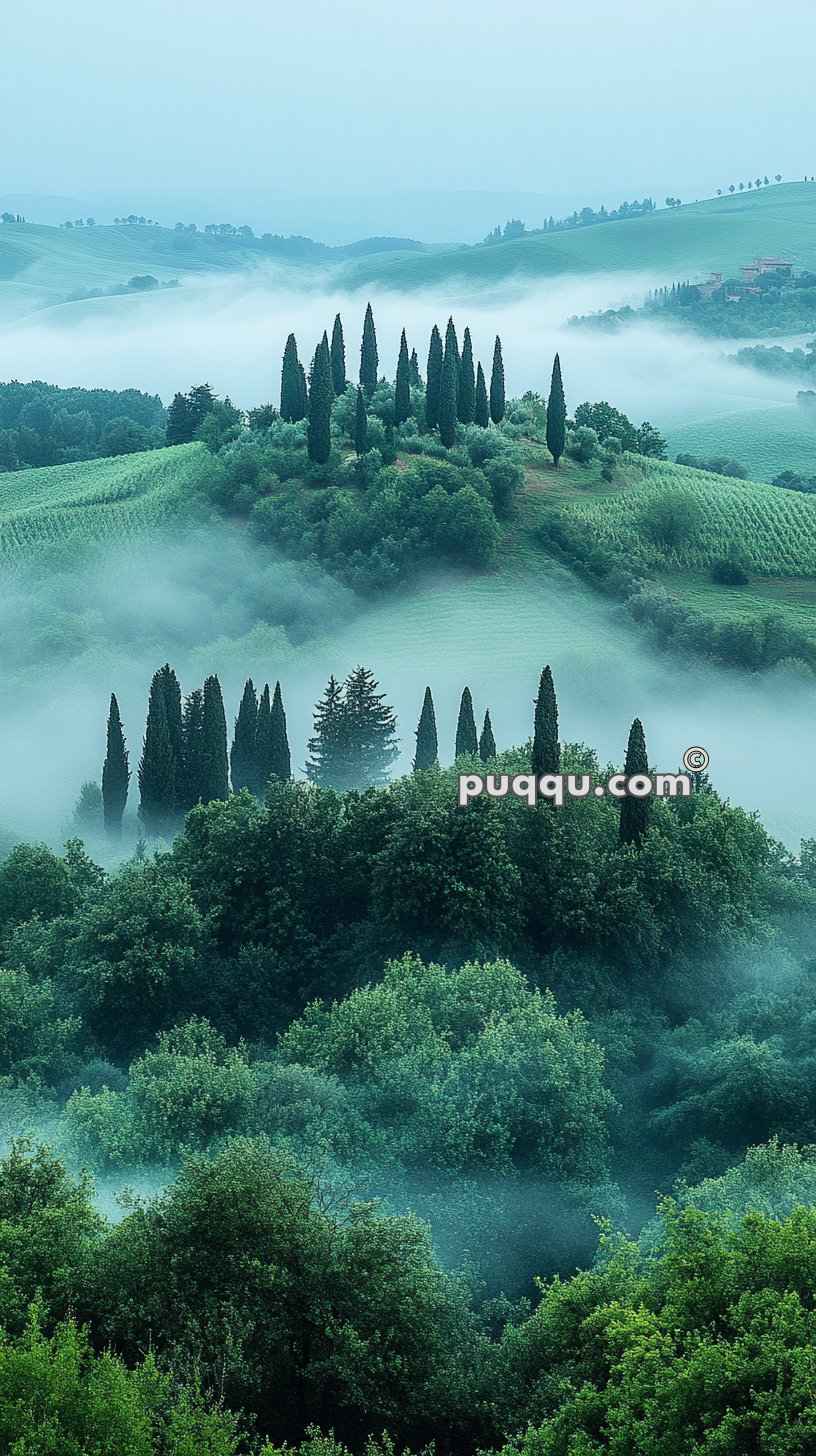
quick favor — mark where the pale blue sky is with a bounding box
[4,0,812,199]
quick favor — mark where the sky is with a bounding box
[3,0,812,206]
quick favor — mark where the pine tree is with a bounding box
[413,686,438,771]
[457,326,476,424]
[101,693,129,837]
[490,336,505,424]
[166,392,195,445]
[360,302,378,396]
[455,687,478,757]
[619,718,651,848]
[230,679,258,793]
[199,675,229,804]
[532,666,560,776]
[138,671,176,834]
[354,386,368,456]
[546,352,567,467]
[180,688,205,810]
[426,325,443,429]
[479,709,497,762]
[409,348,421,388]
[305,675,347,788]
[342,666,399,787]
[307,333,333,465]
[330,313,346,395]
[281,334,307,422]
[268,681,291,782]
[439,320,460,448]
[474,362,489,428]
[395,329,411,426]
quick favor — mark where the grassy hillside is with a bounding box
[666,403,816,482]
[0,442,209,556]
[340,183,816,289]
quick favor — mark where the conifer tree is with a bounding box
[490,336,505,424]
[479,709,497,762]
[342,666,399,787]
[180,688,204,810]
[413,686,438,771]
[138,672,176,834]
[230,679,258,793]
[455,687,478,757]
[426,325,443,429]
[268,681,291,782]
[395,329,411,426]
[305,675,347,788]
[409,348,421,388]
[254,684,273,795]
[532,666,560,777]
[360,302,378,396]
[439,321,460,448]
[330,313,346,395]
[546,352,567,467]
[199,675,229,804]
[354,386,368,456]
[159,664,184,796]
[457,326,476,424]
[281,333,307,422]
[619,717,651,847]
[166,392,195,445]
[101,693,129,837]
[307,333,333,465]
[474,362,489,427]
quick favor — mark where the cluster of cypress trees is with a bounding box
[427,317,503,444]
[100,669,291,837]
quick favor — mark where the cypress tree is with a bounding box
[395,329,411,425]
[474,361,489,428]
[354,386,368,456]
[180,688,205,810]
[457,326,476,424]
[101,693,129,837]
[455,687,478,757]
[158,664,183,801]
[479,709,497,762]
[546,352,567,467]
[413,686,438,771]
[230,680,258,793]
[281,333,307,422]
[532,666,560,776]
[342,666,399,788]
[439,320,460,449]
[426,325,443,429]
[409,348,421,388]
[619,718,651,848]
[490,335,505,424]
[360,302,378,396]
[268,681,291,782]
[306,675,347,788]
[330,313,346,395]
[307,333,333,465]
[200,675,229,804]
[138,671,176,834]
[254,684,273,795]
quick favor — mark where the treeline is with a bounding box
[0,380,166,471]
[478,197,656,245]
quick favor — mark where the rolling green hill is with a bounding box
[0,442,210,556]
[666,403,816,482]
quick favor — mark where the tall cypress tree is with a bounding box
[532,666,560,776]
[360,302,378,396]
[490,335,505,424]
[455,687,478,757]
[102,693,129,837]
[479,709,497,762]
[254,684,273,795]
[426,325,443,429]
[269,681,291,782]
[307,333,333,465]
[138,671,176,834]
[409,348,421,388]
[474,361,489,428]
[305,675,347,788]
[546,352,567,467]
[354,386,368,456]
[619,718,651,848]
[439,321,460,449]
[395,329,411,426]
[230,679,258,793]
[180,688,205,811]
[281,333,307,422]
[413,686,438,771]
[457,326,476,424]
[330,313,346,395]
[200,675,229,804]
[158,664,183,809]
